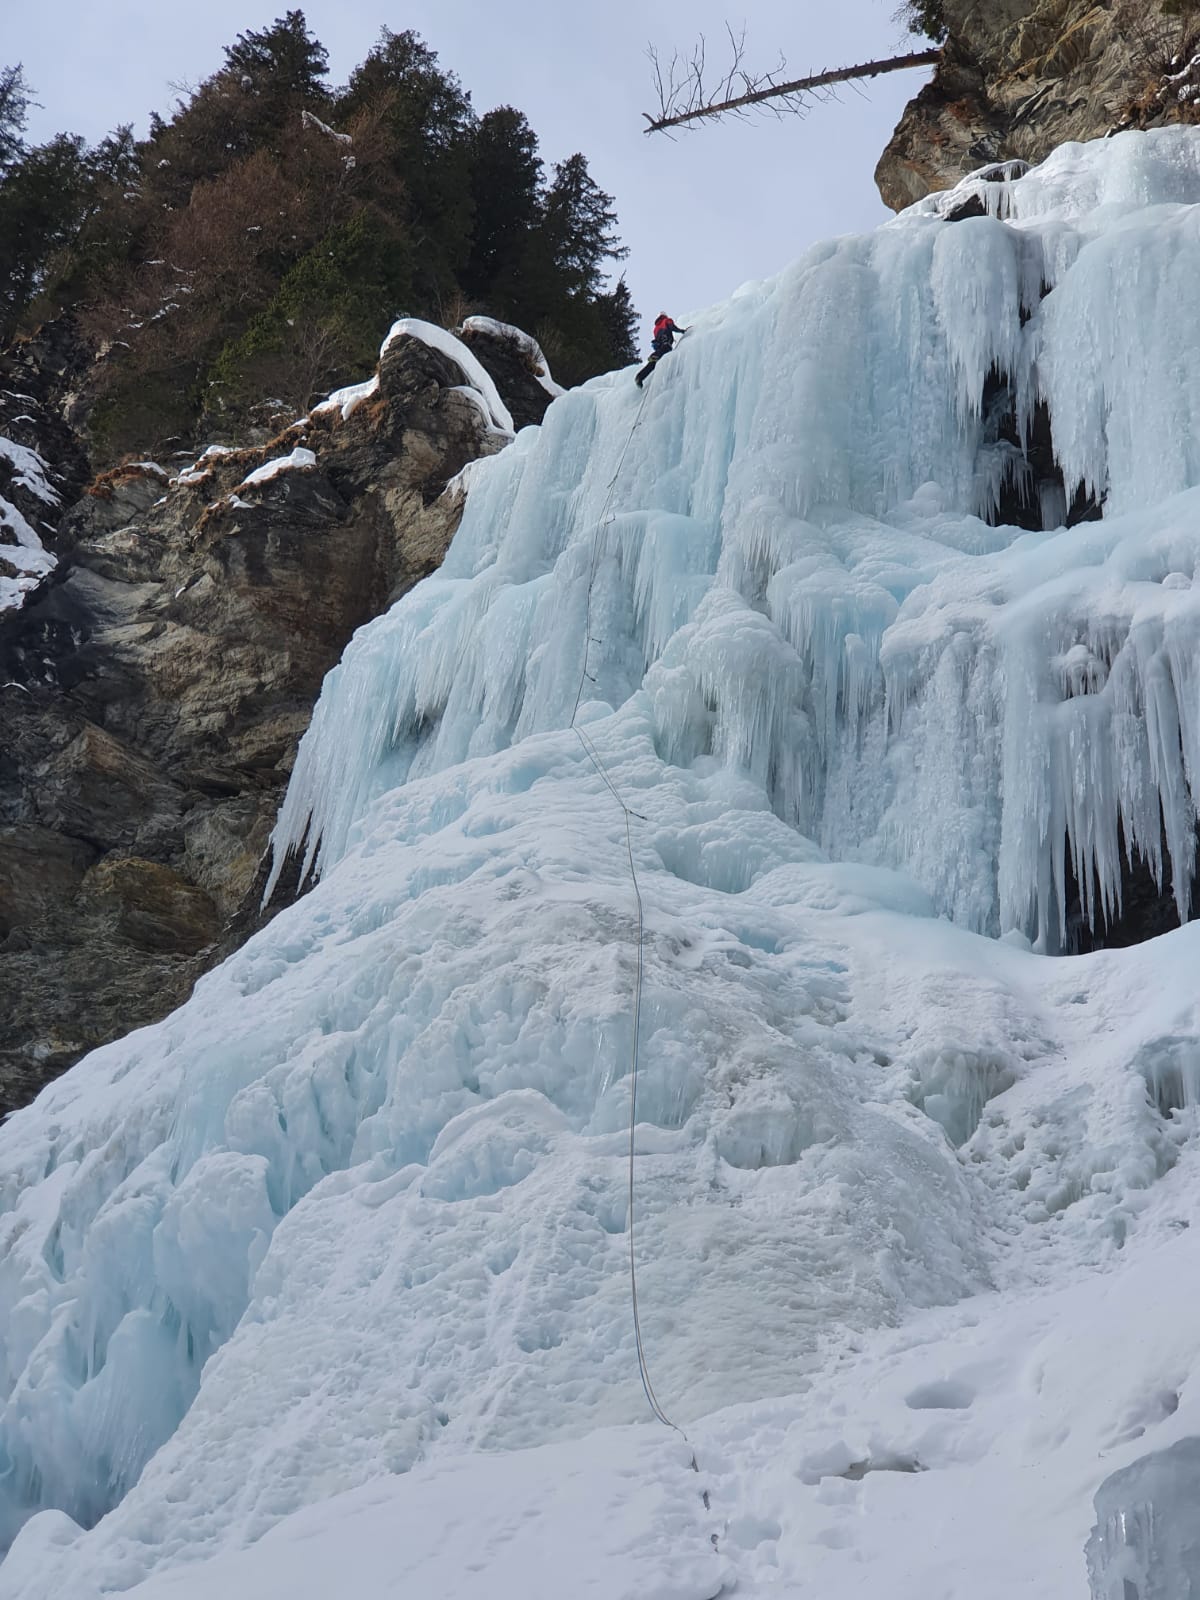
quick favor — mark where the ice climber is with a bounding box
[635,313,688,387]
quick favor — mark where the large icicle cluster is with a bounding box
[273,130,1200,950]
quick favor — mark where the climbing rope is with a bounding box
[568,384,684,1436]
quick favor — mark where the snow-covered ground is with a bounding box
[4,130,1200,1600]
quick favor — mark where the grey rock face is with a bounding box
[0,327,527,1116]
[876,0,1190,210]
[458,321,556,432]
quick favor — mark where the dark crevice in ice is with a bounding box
[979,369,1104,532]
[1061,815,1200,955]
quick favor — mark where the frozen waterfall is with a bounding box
[273,129,1200,951]
[4,129,1200,1600]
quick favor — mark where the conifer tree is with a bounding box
[0,25,641,453]
[595,276,638,366]
[463,107,543,303]
[900,1,948,41]
[542,153,628,299]
[0,64,32,175]
[223,8,330,99]
[0,133,90,340]
[140,9,330,205]
[340,30,475,302]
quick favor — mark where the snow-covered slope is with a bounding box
[3,130,1200,1600]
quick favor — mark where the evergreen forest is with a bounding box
[0,13,638,458]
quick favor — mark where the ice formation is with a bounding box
[3,130,1200,1599]
[1087,1438,1200,1598]
[272,129,1200,951]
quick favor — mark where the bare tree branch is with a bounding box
[643,36,941,135]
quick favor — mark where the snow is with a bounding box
[236,446,317,487]
[309,321,522,431]
[0,438,60,506]
[299,109,352,147]
[0,435,59,611]
[2,1428,722,1600]
[309,375,378,421]
[40,1147,1196,1600]
[382,316,515,434]
[0,492,55,612]
[461,315,567,400]
[4,128,1200,1600]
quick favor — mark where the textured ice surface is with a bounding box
[1087,1438,1200,1599]
[273,128,1200,951]
[5,131,1200,1598]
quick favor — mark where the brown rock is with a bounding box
[0,321,547,1114]
[78,857,220,954]
[877,0,1190,210]
[458,321,556,432]
[0,825,96,936]
[34,723,184,849]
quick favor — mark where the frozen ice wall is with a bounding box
[5,129,1200,1596]
[274,128,1200,950]
[1086,1437,1200,1598]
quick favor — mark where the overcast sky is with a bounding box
[9,0,932,342]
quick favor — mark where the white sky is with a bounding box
[8,0,932,343]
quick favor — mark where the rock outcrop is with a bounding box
[0,323,553,1117]
[877,0,1198,210]
[459,318,563,431]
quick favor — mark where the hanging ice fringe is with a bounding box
[274,131,1200,951]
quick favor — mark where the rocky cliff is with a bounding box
[877,0,1200,210]
[0,319,553,1117]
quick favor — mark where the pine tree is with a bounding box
[339,31,475,304]
[208,209,416,417]
[29,125,140,318]
[509,156,636,387]
[136,10,330,208]
[595,276,638,366]
[0,64,32,175]
[900,1,948,41]
[463,107,543,303]
[541,153,628,298]
[2,23,640,454]
[224,10,329,103]
[0,133,90,339]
